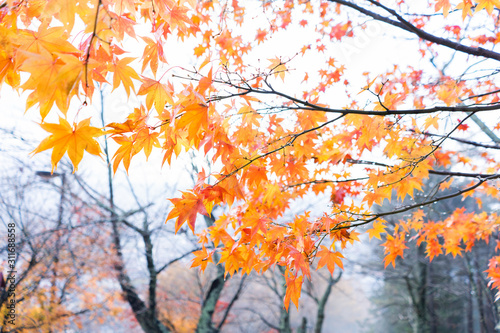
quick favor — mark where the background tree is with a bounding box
[0,161,125,332]
[0,117,245,332]
[365,176,499,333]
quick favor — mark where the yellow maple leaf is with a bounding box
[268,57,287,81]
[367,220,387,240]
[424,115,439,130]
[137,76,174,114]
[317,246,344,274]
[456,0,473,19]
[32,117,103,172]
[435,0,451,16]
[475,0,500,14]
[110,57,140,96]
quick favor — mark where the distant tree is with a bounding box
[367,177,499,333]
[0,162,124,332]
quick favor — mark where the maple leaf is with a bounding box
[109,57,140,96]
[268,57,286,81]
[0,53,20,88]
[435,0,451,16]
[456,0,473,19]
[367,220,387,240]
[32,117,103,173]
[255,29,267,44]
[316,246,344,275]
[167,191,209,232]
[18,23,78,55]
[112,135,135,173]
[44,0,79,30]
[175,101,209,140]
[141,36,167,75]
[475,0,500,14]
[424,116,439,130]
[134,128,161,159]
[283,273,303,311]
[138,76,174,114]
[191,246,213,272]
[20,50,81,118]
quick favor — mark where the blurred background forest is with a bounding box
[0,92,498,333]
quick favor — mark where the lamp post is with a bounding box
[35,171,66,228]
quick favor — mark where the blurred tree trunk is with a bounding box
[314,272,341,333]
[278,266,292,333]
[196,264,226,333]
[297,317,307,333]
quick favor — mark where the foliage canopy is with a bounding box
[2,0,500,310]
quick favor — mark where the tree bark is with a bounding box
[101,95,172,333]
[278,266,292,333]
[314,272,341,333]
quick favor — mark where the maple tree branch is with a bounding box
[286,177,368,188]
[462,88,500,101]
[156,248,202,274]
[328,0,500,62]
[216,275,247,330]
[347,158,499,179]
[241,307,280,331]
[351,174,499,227]
[413,130,500,150]
[219,78,500,115]
[215,114,343,184]
[84,0,102,91]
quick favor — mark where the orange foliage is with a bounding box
[2,0,500,313]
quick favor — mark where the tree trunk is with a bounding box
[315,272,341,333]
[196,265,226,333]
[414,245,428,333]
[297,317,307,333]
[102,100,172,333]
[278,266,292,333]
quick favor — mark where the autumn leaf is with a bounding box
[284,273,303,311]
[435,0,451,16]
[138,76,174,114]
[109,57,140,96]
[456,0,473,19]
[367,220,387,240]
[268,57,287,81]
[32,117,103,173]
[424,116,439,130]
[167,191,209,232]
[175,101,209,140]
[475,0,500,14]
[316,246,344,275]
[112,135,135,173]
[140,36,167,75]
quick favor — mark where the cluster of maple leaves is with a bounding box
[2,0,500,311]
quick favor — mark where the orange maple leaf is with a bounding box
[110,57,140,96]
[435,0,451,16]
[32,117,103,173]
[456,0,473,19]
[284,273,303,311]
[316,246,344,275]
[167,191,209,232]
[138,76,174,114]
[256,29,267,44]
[141,36,167,75]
